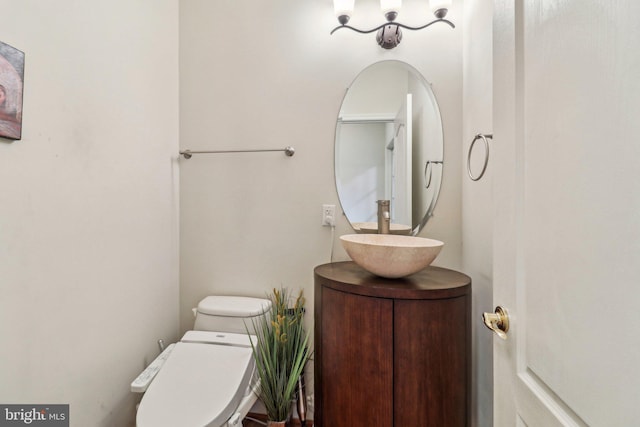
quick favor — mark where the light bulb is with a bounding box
[380,0,402,16]
[430,0,451,18]
[334,0,355,22]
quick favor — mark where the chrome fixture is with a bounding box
[180,146,295,159]
[467,133,493,181]
[377,199,391,234]
[331,0,455,49]
[424,160,443,189]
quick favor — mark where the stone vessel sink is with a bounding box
[340,234,444,279]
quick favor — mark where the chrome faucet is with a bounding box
[377,200,391,234]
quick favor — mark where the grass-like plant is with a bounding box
[248,288,311,423]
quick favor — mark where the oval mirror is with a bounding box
[335,60,444,235]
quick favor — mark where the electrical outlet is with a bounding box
[322,204,335,227]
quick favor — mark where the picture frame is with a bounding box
[0,41,25,140]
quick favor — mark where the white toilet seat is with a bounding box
[136,333,256,427]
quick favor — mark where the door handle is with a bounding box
[482,306,509,340]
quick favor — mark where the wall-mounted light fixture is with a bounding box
[331,0,454,49]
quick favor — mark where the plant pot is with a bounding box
[266,421,286,427]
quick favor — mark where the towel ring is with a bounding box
[467,133,493,181]
[424,160,443,189]
[424,161,433,189]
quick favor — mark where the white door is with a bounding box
[392,94,412,226]
[491,1,640,426]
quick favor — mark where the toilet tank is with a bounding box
[193,296,271,334]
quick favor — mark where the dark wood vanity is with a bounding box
[313,261,471,427]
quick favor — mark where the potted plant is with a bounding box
[248,288,311,426]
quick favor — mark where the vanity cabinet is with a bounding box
[313,261,471,427]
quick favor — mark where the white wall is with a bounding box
[339,64,408,116]
[179,0,463,417]
[463,0,494,426]
[0,2,180,426]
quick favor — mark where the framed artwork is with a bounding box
[0,41,24,140]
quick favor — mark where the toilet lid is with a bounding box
[197,296,271,317]
[136,341,255,427]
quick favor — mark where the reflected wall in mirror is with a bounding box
[335,60,444,235]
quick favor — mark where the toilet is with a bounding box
[135,296,271,427]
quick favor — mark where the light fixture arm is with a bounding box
[331,0,455,50]
[330,17,455,36]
